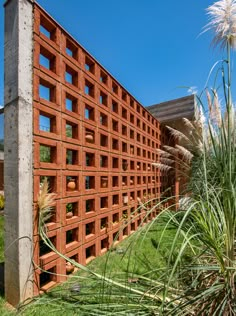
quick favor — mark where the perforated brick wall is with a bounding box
[32,4,174,293]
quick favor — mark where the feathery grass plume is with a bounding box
[166,126,190,143]
[212,89,222,125]
[151,162,172,172]
[224,101,236,128]
[163,145,179,156]
[156,148,172,157]
[162,145,192,173]
[175,144,193,163]
[182,117,195,131]
[166,122,204,158]
[206,88,222,127]
[206,88,213,115]
[204,0,236,49]
[160,157,175,166]
[164,122,202,158]
[154,144,191,188]
[37,179,56,226]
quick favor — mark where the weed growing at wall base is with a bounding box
[0,195,4,211]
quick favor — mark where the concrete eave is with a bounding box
[147,95,196,125]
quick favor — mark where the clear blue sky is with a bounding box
[0,0,234,138]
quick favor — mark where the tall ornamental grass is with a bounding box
[148,1,236,314]
[149,0,236,314]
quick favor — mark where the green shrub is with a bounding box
[0,195,4,210]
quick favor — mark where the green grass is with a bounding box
[0,297,15,316]
[0,219,176,315]
[0,216,13,316]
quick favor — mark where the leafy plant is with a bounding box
[0,195,4,210]
[40,145,51,163]
[66,203,73,213]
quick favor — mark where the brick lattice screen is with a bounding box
[32,4,173,293]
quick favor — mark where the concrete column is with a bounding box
[4,0,34,306]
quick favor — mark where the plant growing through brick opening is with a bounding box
[0,195,4,210]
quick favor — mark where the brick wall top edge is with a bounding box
[33,2,160,125]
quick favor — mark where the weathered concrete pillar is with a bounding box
[4,0,34,306]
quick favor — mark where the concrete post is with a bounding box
[4,0,34,306]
